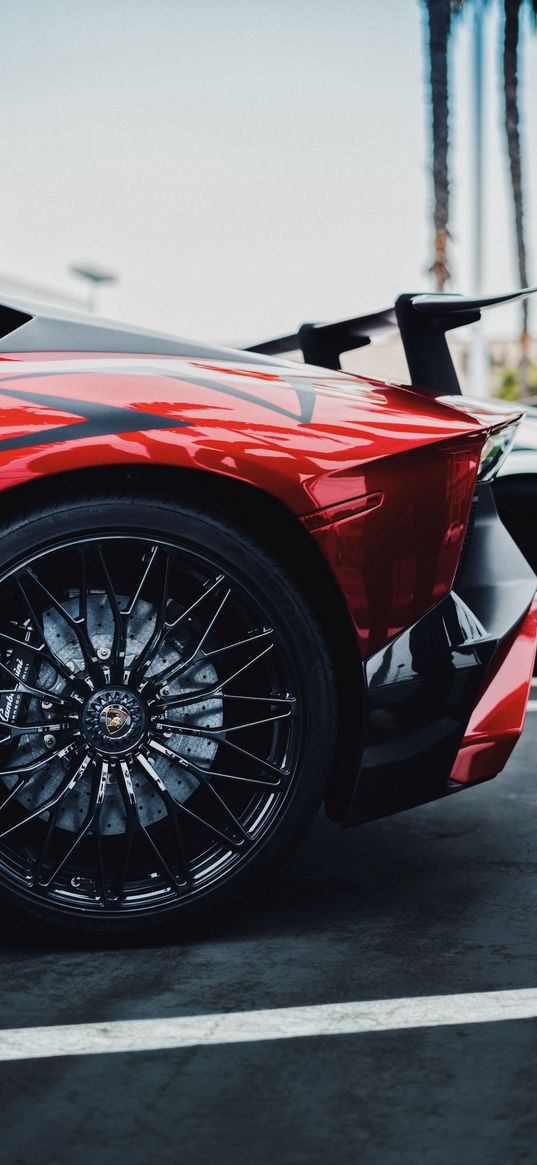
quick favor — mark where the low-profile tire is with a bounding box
[0,490,337,941]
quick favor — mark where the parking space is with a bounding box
[1,705,537,1164]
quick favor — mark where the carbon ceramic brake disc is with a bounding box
[2,595,223,834]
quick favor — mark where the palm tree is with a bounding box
[422,0,534,392]
[502,0,537,390]
[422,0,464,290]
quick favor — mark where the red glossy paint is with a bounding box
[450,598,537,786]
[300,490,384,530]
[303,437,482,657]
[0,353,521,660]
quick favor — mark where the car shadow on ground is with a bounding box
[0,779,510,958]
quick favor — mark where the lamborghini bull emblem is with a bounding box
[101,704,131,736]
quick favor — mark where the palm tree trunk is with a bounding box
[503,0,530,391]
[423,0,453,291]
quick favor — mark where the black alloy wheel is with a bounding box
[0,492,336,938]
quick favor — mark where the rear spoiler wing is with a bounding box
[245,287,537,395]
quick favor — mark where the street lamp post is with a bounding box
[69,264,118,314]
[469,0,488,397]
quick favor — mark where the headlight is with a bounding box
[477,422,519,481]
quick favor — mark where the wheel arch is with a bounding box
[0,462,364,821]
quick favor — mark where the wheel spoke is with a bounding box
[94,772,111,904]
[0,719,72,744]
[127,550,170,679]
[20,569,103,683]
[154,721,289,777]
[0,743,78,819]
[132,571,226,683]
[186,770,252,843]
[15,577,45,639]
[158,709,292,738]
[95,546,127,679]
[34,804,61,886]
[200,711,293,734]
[113,762,140,901]
[95,545,160,685]
[164,572,227,641]
[0,630,90,698]
[149,737,282,789]
[222,693,296,706]
[36,759,107,890]
[155,585,231,685]
[148,627,271,692]
[0,745,72,781]
[0,749,90,840]
[148,689,295,712]
[137,752,246,851]
[78,545,88,627]
[156,642,274,709]
[33,755,102,890]
[212,733,290,777]
[124,546,159,616]
[0,660,78,707]
[117,759,189,893]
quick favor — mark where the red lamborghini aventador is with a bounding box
[0,287,534,937]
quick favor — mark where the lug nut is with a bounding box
[97,647,111,661]
[161,686,170,696]
[66,661,76,672]
[44,734,56,749]
[41,700,53,710]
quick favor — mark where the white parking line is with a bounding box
[526,701,537,710]
[2,988,537,1062]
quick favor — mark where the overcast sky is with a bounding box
[1,0,536,342]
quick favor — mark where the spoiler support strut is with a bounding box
[246,286,537,395]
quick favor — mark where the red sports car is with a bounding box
[0,288,534,938]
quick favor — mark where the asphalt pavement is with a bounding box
[2,709,537,1165]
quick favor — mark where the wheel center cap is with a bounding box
[102,703,131,735]
[82,687,147,755]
